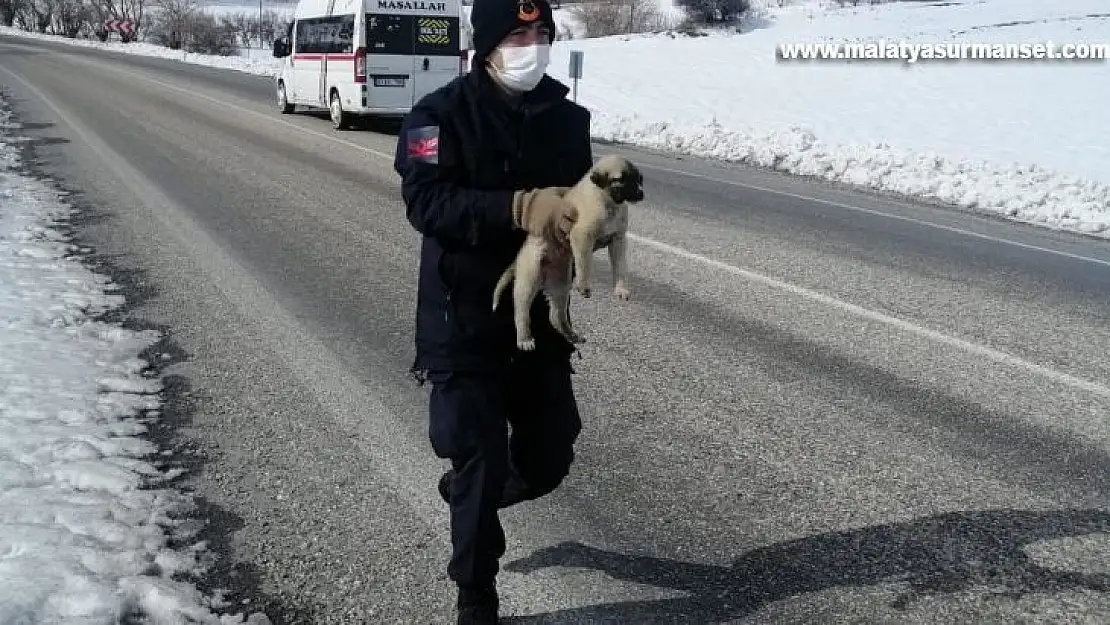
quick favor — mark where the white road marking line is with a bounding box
[631,234,1110,400]
[610,155,1110,269]
[18,56,1110,400]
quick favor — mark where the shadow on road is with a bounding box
[296,109,404,136]
[504,508,1110,624]
[0,114,70,149]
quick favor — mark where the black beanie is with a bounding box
[469,0,557,63]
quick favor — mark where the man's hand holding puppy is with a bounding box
[512,187,577,241]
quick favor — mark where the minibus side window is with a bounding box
[297,15,356,54]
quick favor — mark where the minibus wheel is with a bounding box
[277,81,294,114]
[330,90,351,130]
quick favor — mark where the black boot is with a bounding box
[438,470,451,504]
[439,469,530,508]
[457,583,498,625]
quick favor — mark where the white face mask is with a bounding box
[490,43,551,92]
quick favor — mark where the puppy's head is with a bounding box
[588,155,644,204]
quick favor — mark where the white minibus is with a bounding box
[272,0,468,129]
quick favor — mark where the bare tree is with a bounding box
[147,0,197,48]
[86,0,110,39]
[184,10,235,54]
[221,9,250,45]
[8,0,41,28]
[673,0,749,25]
[570,0,666,37]
[28,0,55,32]
[217,8,286,47]
[0,0,26,26]
[52,0,89,37]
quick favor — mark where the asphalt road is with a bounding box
[4,34,1110,624]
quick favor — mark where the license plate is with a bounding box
[374,76,406,87]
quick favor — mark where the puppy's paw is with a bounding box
[517,338,536,351]
[614,284,631,301]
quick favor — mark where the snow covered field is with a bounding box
[4,0,1107,238]
[0,100,263,623]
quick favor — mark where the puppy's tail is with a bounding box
[492,265,513,311]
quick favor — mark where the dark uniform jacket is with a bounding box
[394,68,594,373]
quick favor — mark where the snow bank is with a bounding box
[0,99,264,623]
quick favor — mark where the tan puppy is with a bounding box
[492,155,645,351]
[564,154,644,301]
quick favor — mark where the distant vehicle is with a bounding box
[271,0,469,129]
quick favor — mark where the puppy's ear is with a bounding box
[590,170,610,188]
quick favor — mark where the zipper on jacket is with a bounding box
[515,105,529,170]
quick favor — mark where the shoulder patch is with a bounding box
[406,125,440,164]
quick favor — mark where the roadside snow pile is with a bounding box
[0,99,264,623]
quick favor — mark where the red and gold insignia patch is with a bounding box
[406,126,439,164]
[517,0,540,22]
